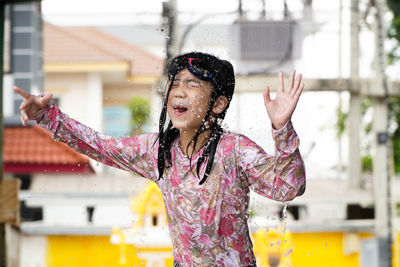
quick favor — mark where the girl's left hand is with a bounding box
[263,70,304,130]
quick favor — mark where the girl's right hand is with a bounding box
[13,86,53,126]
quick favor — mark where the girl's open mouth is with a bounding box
[173,105,188,115]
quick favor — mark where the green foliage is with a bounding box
[127,97,150,135]
[390,98,400,172]
[362,155,373,173]
[388,0,400,173]
[387,0,400,62]
[249,209,256,219]
[336,100,347,138]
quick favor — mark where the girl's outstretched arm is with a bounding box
[239,70,305,201]
[239,122,305,202]
[14,86,158,180]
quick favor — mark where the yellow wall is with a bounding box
[47,232,400,267]
[289,232,372,267]
[46,236,173,267]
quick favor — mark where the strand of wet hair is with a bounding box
[157,74,176,180]
[198,125,223,185]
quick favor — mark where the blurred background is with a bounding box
[1,0,400,266]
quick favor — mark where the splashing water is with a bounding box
[284,248,293,257]
[280,202,288,234]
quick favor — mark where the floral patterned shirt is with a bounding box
[37,105,306,267]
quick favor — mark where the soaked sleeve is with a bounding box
[35,105,159,181]
[238,121,306,201]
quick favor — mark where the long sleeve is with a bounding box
[239,121,306,201]
[35,105,159,180]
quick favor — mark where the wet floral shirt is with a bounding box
[37,105,306,267]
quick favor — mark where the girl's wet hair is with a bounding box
[157,52,235,184]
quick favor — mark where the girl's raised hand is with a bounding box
[263,70,304,130]
[13,86,53,126]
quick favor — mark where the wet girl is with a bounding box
[15,52,305,267]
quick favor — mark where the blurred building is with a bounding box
[3,1,400,266]
[15,22,164,267]
[2,5,164,265]
[43,22,163,137]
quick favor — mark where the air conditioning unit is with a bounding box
[230,20,302,61]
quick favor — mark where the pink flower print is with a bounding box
[77,140,95,153]
[169,148,181,187]
[183,254,192,265]
[217,217,234,237]
[200,207,216,225]
[170,165,181,187]
[122,137,140,155]
[274,175,283,188]
[47,106,60,122]
[199,234,212,246]
[106,139,119,154]
[240,136,255,148]
[216,260,225,267]
[179,233,191,248]
[182,224,194,237]
[222,136,236,155]
[233,235,245,252]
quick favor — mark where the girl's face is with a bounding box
[167,69,213,133]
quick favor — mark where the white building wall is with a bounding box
[44,72,104,172]
[44,72,103,131]
[94,205,135,226]
[19,235,47,267]
[44,205,87,226]
[44,73,91,125]
[86,72,103,131]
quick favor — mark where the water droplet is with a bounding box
[284,248,293,257]
[280,202,288,233]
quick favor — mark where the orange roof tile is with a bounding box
[44,22,163,76]
[44,23,123,64]
[4,126,92,167]
[65,26,163,76]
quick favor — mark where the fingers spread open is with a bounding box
[288,70,296,90]
[291,74,302,97]
[294,83,304,99]
[263,86,271,105]
[278,71,284,92]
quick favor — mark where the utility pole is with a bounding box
[154,0,179,131]
[238,0,244,20]
[372,0,392,266]
[162,0,179,71]
[348,0,362,189]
